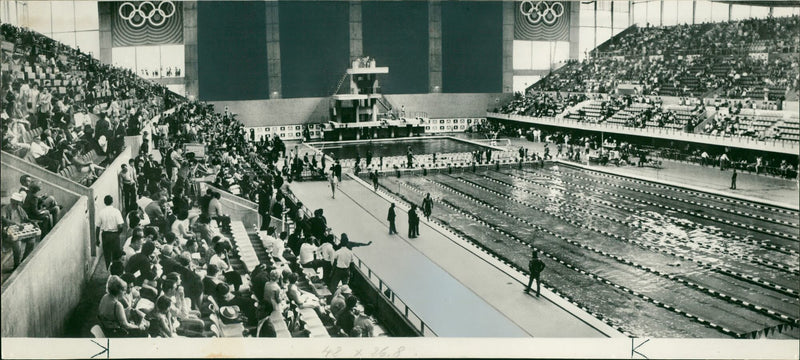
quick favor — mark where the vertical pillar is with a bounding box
[429,0,442,93]
[266,1,282,99]
[98,2,112,65]
[610,1,614,34]
[593,1,597,51]
[629,0,634,27]
[692,0,696,25]
[349,1,363,62]
[502,1,513,93]
[768,6,773,17]
[183,1,199,99]
[569,1,581,59]
[659,0,664,26]
[728,4,732,22]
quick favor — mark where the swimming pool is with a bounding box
[367,163,800,338]
[308,137,494,160]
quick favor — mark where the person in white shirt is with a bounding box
[261,228,285,261]
[316,236,336,283]
[298,237,318,267]
[328,234,371,292]
[97,195,126,270]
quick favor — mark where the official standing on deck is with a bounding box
[387,203,397,235]
[525,251,546,297]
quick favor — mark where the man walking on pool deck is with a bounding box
[370,170,379,191]
[387,203,397,235]
[730,168,737,190]
[525,251,545,297]
[422,193,433,221]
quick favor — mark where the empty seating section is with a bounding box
[777,118,800,142]
[529,16,800,101]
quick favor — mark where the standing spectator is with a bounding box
[387,203,397,235]
[524,251,546,297]
[97,195,125,270]
[119,164,138,213]
[730,169,738,190]
[329,235,368,292]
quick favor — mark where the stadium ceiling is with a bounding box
[712,0,800,7]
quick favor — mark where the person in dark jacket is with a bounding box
[407,204,420,238]
[333,161,342,183]
[387,203,397,235]
[421,193,433,221]
[525,251,546,297]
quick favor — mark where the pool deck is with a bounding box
[288,178,622,338]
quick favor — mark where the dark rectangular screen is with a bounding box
[362,1,429,94]
[441,1,502,93]
[197,1,269,101]
[279,1,349,98]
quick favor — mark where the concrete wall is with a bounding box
[1,196,91,337]
[1,155,84,211]
[385,93,512,118]
[212,93,512,126]
[210,97,330,127]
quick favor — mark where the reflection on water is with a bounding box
[370,164,800,338]
[311,138,488,159]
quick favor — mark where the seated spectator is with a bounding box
[1,192,36,268]
[125,240,158,287]
[97,275,149,337]
[22,183,54,233]
[335,295,358,336]
[285,272,320,309]
[149,295,178,338]
[328,284,353,319]
[352,305,375,337]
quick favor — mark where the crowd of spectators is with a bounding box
[1,23,173,185]
[95,101,381,338]
[531,16,800,100]
[2,23,381,338]
[500,91,588,117]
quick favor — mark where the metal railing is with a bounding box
[281,189,437,337]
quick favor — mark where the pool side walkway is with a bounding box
[289,179,620,338]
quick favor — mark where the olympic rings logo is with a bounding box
[118,1,176,28]
[520,1,565,25]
